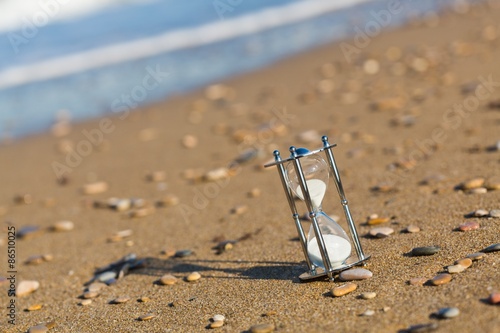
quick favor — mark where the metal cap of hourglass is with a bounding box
[264,136,370,281]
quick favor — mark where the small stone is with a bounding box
[469,209,490,217]
[487,292,500,305]
[360,309,375,316]
[156,195,179,207]
[110,199,131,212]
[339,268,373,281]
[363,59,380,75]
[203,167,231,182]
[369,227,393,238]
[82,181,109,194]
[459,177,485,190]
[210,320,224,328]
[82,291,100,299]
[263,310,277,317]
[159,274,178,286]
[51,220,74,232]
[447,264,465,274]
[182,135,198,149]
[383,306,391,312]
[87,282,106,293]
[467,187,487,194]
[482,243,500,253]
[436,307,460,319]
[138,313,156,321]
[405,225,421,233]
[28,325,49,333]
[186,272,201,282]
[212,314,225,322]
[489,209,500,218]
[454,258,472,268]
[249,323,275,333]
[411,246,440,256]
[332,282,357,297]
[248,188,261,198]
[26,304,43,311]
[25,255,45,265]
[14,193,33,205]
[112,296,130,304]
[17,280,40,297]
[430,273,452,286]
[230,204,248,215]
[17,226,42,239]
[367,217,390,225]
[458,221,480,231]
[409,277,427,286]
[45,321,56,330]
[97,271,116,282]
[467,252,485,261]
[79,299,92,306]
[174,249,193,258]
[404,323,438,332]
[138,297,151,303]
[359,292,377,300]
[128,206,155,218]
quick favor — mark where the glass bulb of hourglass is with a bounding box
[286,152,351,269]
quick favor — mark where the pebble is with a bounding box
[367,217,390,225]
[458,221,480,231]
[112,296,130,304]
[468,209,489,217]
[51,220,74,232]
[489,209,500,218]
[404,323,438,332]
[436,307,460,319]
[212,314,225,322]
[409,277,428,286]
[482,243,500,253]
[249,323,275,333]
[359,292,377,299]
[17,280,40,297]
[156,195,179,207]
[18,226,42,239]
[447,264,465,274]
[332,282,357,297]
[405,225,421,233]
[182,134,198,149]
[360,309,375,316]
[138,297,151,302]
[488,292,500,305]
[467,252,485,261]
[138,313,156,321]
[82,181,109,194]
[26,304,43,311]
[369,227,394,238]
[430,273,452,286]
[454,258,472,268]
[248,188,261,198]
[458,177,485,190]
[467,187,487,194]
[87,282,106,293]
[411,246,440,256]
[174,249,193,258]
[339,268,373,281]
[203,167,231,182]
[186,272,201,282]
[230,204,248,215]
[82,291,100,299]
[28,325,49,333]
[79,299,92,306]
[97,271,116,282]
[159,274,178,285]
[25,255,46,265]
[111,199,132,211]
[210,320,224,328]
[14,193,33,204]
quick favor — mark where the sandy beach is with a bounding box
[1,2,500,332]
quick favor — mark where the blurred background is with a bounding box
[0,0,473,139]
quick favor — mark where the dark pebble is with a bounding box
[403,323,438,333]
[411,246,440,256]
[482,243,500,253]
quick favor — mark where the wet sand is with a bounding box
[1,2,500,332]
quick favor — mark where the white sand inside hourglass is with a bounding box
[307,235,352,268]
[295,179,327,209]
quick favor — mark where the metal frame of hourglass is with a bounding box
[264,136,370,281]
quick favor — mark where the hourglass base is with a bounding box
[298,255,371,281]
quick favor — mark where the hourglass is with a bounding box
[265,136,370,281]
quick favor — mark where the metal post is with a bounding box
[321,136,366,261]
[272,150,313,271]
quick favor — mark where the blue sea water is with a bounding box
[0,0,479,139]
